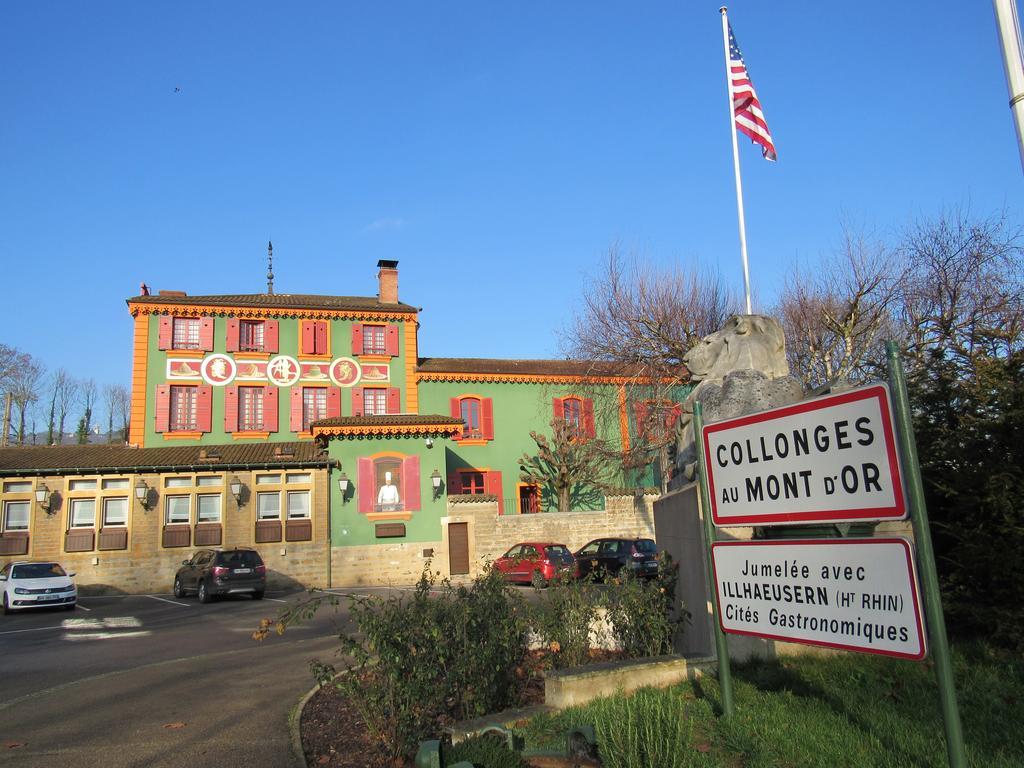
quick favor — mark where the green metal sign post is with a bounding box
[694,401,735,718]
[886,341,967,768]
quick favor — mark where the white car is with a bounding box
[1,561,77,614]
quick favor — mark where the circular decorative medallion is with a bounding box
[200,354,237,386]
[266,355,301,387]
[329,356,362,388]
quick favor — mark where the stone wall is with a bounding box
[0,468,331,595]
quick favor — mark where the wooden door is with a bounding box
[448,522,470,575]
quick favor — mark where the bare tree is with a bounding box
[775,228,902,389]
[104,383,131,443]
[897,208,1024,372]
[8,355,45,445]
[562,247,739,491]
[48,369,79,445]
[77,378,98,444]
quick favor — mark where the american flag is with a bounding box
[728,23,776,161]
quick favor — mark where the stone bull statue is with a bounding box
[673,314,804,485]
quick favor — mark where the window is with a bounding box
[165,496,191,524]
[362,324,386,355]
[302,388,328,430]
[69,479,97,491]
[287,491,310,519]
[563,398,582,433]
[461,399,480,436]
[634,401,682,441]
[4,481,31,493]
[165,476,192,488]
[256,474,281,485]
[518,484,540,514]
[197,494,221,523]
[257,492,281,520]
[170,386,197,431]
[363,388,387,416]
[239,320,265,352]
[102,478,129,490]
[356,454,421,515]
[553,396,595,439]
[287,473,312,484]
[103,497,128,527]
[196,476,221,487]
[70,498,96,528]
[239,386,265,431]
[460,472,485,495]
[3,500,30,531]
[172,318,201,349]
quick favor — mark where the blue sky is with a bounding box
[2,2,1022,394]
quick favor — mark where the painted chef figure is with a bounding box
[377,471,400,511]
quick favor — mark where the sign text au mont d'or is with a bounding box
[702,384,907,526]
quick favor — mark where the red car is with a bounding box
[493,542,576,587]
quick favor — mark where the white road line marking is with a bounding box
[146,595,190,607]
[75,603,92,611]
[0,625,63,636]
[262,597,287,603]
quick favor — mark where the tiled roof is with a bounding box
[311,415,463,428]
[416,357,648,379]
[0,443,332,476]
[310,415,463,439]
[126,293,419,314]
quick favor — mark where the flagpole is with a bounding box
[720,6,753,315]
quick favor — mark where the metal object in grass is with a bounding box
[415,725,600,767]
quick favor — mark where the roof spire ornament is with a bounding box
[267,240,274,295]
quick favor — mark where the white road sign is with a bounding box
[702,383,906,526]
[711,538,927,659]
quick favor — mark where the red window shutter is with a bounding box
[450,397,461,418]
[351,388,364,417]
[315,321,328,354]
[633,402,648,439]
[300,321,315,355]
[155,385,171,432]
[351,323,363,355]
[481,398,494,440]
[447,471,461,494]
[264,320,279,353]
[196,386,213,432]
[583,398,595,439]
[552,397,565,421]
[357,457,374,513]
[387,387,401,414]
[668,404,682,431]
[263,387,278,432]
[326,387,341,419]
[158,317,173,350]
[198,318,215,352]
[225,319,240,352]
[384,325,399,356]
[224,386,238,432]
[403,455,421,511]
[485,471,504,514]
[290,387,304,432]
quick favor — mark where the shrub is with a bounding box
[604,572,678,658]
[310,566,528,762]
[527,573,606,668]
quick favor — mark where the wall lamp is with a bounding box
[229,476,244,505]
[338,472,351,503]
[135,479,154,511]
[431,470,443,500]
[35,483,52,512]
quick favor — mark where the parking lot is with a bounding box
[0,587,395,767]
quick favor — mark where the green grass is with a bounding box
[515,643,1024,768]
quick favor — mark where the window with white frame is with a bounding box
[197,494,222,523]
[257,492,281,520]
[172,317,201,349]
[165,495,191,524]
[102,497,128,527]
[287,491,310,519]
[70,498,96,528]
[3,500,30,532]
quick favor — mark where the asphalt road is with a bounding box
[0,587,395,767]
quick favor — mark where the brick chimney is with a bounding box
[377,260,399,304]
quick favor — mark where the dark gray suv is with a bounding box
[173,548,266,602]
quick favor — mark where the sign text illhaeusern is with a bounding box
[703,384,906,526]
[711,538,926,659]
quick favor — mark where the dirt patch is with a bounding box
[300,650,623,767]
